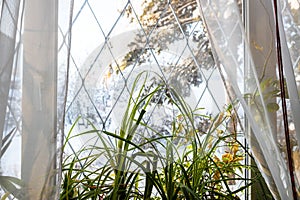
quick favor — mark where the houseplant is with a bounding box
[60,72,263,199]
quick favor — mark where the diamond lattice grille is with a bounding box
[59,1,225,136]
[57,1,249,199]
[56,3,235,188]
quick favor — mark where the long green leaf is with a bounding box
[1,128,16,158]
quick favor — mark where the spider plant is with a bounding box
[61,72,162,199]
[137,88,260,200]
[60,72,262,199]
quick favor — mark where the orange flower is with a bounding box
[232,156,244,162]
[231,143,239,156]
[222,153,233,164]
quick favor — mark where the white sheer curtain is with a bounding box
[197,0,300,199]
[0,0,21,156]
[0,0,23,198]
[0,0,59,199]
[22,0,58,199]
[1,0,300,199]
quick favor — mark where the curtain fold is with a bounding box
[0,1,23,198]
[277,0,300,154]
[0,0,21,159]
[197,0,296,199]
[279,0,300,184]
[1,0,60,199]
[22,0,58,199]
